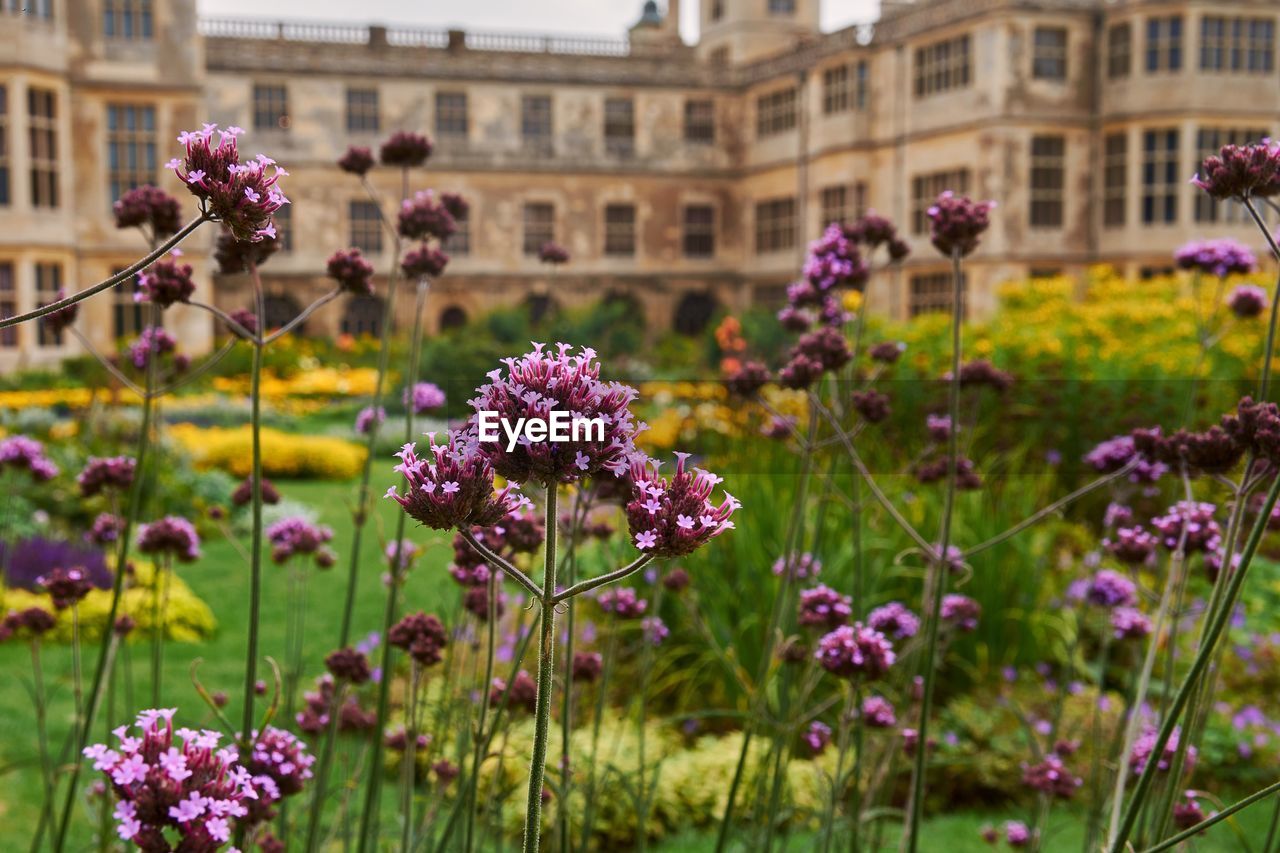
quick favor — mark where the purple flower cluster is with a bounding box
[1174,238,1257,277]
[724,361,771,397]
[337,145,376,176]
[538,242,570,265]
[1084,435,1166,483]
[798,584,852,630]
[815,623,895,680]
[0,435,59,481]
[326,249,376,295]
[78,455,137,497]
[1150,501,1221,554]
[239,726,313,822]
[572,651,603,682]
[852,389,891,423]
[136,256,196,308]
[1229,285,1268,319]
[91,513,125,546]
[1130,725,1197,774]
[83,708,259,849]
[266,516,335,565]
[625,452,739,557]
[129,326,178,371]
[597,587,647,619]
[1085,569,1137,608]
[772,552,822,580]
[926,191,994,257]
[867,601,920,640]
[231,477,280,507]
[113,185,183,237]
[642,616,669,645]
[803,721,833,756]
[380,131,433,168]
[1190,139,1280,200]
[38,567,93,610]
[1022,754,1082,799]
[802,223,869,293]
[1112,607,1153,640]
[355,405,386,435]
[467,343,642,485]
[387,433,522,530]
[491,670,538,713]
[166,124,289,242]
[1103,527,1157,565]
[0,606,57,641]
[137,516,201,562]
[940,594,981,632]
[405,382,446,415]
[388,611,449,666]
[402,246,450,279]
[862,695,897,728]
[397,191,457,242]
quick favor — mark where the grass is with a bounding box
[2,472,1277,851]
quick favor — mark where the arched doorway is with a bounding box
[439,305,468,331]
[674,291,718,336]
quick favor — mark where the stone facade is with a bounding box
[2,0,1278,366]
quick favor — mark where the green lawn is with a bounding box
[1,474,1274,851]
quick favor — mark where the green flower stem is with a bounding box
[714,411,818,853]
[465,572,500,853]
[462,530,543,601]
[1142,777,1280,853]
[31,641,55,853]
[401,660,422,853]
[357,276,431,853]
[304,682,349,853]
[239,259,268,749]
[0,215,208,331]
[337,172,409,650]
[51,297,163,853]
[557,491,588,853]
[576,628,619,852]
[149,555,170,706]
[903,249,964,853]
[522,485,559,853]
[1110,470,1280,852]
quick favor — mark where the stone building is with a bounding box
[2,0,1278,367]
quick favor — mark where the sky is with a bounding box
[196,0,882,39]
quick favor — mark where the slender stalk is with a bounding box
[239,260,268,748]
[52,299,163,853]
[557,491,587,853]
[551,553,653,604]
[0,215,208,330]
[462,530,542,601]
[337,168,409,649]
[1142,778,1280,853]
[401,660,422,853]
[903,249,964,853]
[466,573,500,853]
[149,557,167,705]
[304,683,349,853]
[522,485,559,853]
[31,642,56,851]
[356,277,431,853]
[1110,471,1280,851]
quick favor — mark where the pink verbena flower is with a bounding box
[166,124,289,242]
[401,246,450,278]
[724,361,771,397]
[386,432,522,530]
[940,594,981,631]
[78,456,137,497]
[129,326,178,370]
[136,516,201,562]
[1103,526,1157,565]
[337,145,376,176]
[397,190,456,242]
[405,382,446,415]
[135,255,196,308]
[380,131,433,168]
[1111,606,1152,640]
[797,584,852,630]
[1085,569,1137,608]
[772,552,821,580]
[862,695,896,727]
[867,601,920,640]
[597,586,647,619]
[0,435,60,481]
[1005,821,1032,847]
[801,223,868,293]
[1229,284,1268,318]
[354,405,385,435]
[388,611,449,666]
[385,539,420,573]
[83,708,259,850]
[803,721,832,756]
[815,623,895,679]
[642,616,669,645]
[1191,139,1280,199]
[38,567,93,610]
[538,242,570,265]
[266,516,334,565]
[113,185,183,237]
[468,343,643,486]
[1022,753,1082,799]
[625,452,738,558]
[926,191,995,257]
[90,512,124,546]
[1174,238,1257,277]
[1151,501,1221,554]
[239,725,313,823]
[326,249,375,295]
[1130,725,1197,774]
